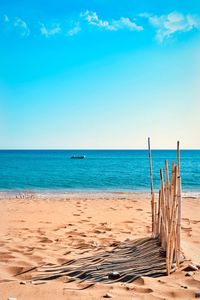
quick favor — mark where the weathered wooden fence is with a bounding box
[148,138,183,275]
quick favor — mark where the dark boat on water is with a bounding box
[70,155,86,159]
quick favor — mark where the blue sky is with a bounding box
[0,0,200,149]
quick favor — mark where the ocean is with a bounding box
[0,150,199,192]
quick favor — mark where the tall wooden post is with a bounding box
[148,137,155,235]
[177,141,181,263]
[177,141,180,176]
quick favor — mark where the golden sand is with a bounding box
[0,192,200,299]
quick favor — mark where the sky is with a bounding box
[0,0,200,149]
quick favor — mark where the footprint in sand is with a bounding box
[29,255,43,263]
[37,229,46,235]
[39,221,51,224]
[104,228,112,232]
[6,248,19,254]
[133,286,153,293]
[93,229,106,234]
[122,221,134,224]
[5,265,25,275]
[182,217,190,225]
[181,226,192,235]
[191,220,200,224]
[0,252,15,262]
[38,237,53,243]
[56,258,68,264]
[21,227,30,231]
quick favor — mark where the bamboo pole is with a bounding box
[169,165,178,270]
[170,161,175,217]
[154,202,158,236]
[164,160,170,234]
[173,200,179,267]
[157,190,161,236]
[166,164,177,274]
[160,169,167,249]
[177,141,181,262]
[177,175,182,264]
[148,137,155,235]
[177,141,180,176]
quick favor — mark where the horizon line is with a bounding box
[0,148,199,151]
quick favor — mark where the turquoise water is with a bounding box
[0,150,199,192]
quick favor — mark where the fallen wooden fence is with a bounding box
[31,237,167,283]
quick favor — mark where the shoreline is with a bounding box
[0,189,200,199]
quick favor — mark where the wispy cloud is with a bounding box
[80,10,143,32]
[3,14,9,22]
[111,17,143,31]
[1,11,200,42]
[140,11,200,42]
[40,23,61,37]
[67,23,81,36]
[2,15,30,36]
[14,17,30,36]
[80,10,113,30]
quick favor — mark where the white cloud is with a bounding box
[2,11,199,41]
[80,10,143,32]
[40,23,61,37]
[2,15,30,36]
[3,14,9,22]
[111,17,143,31]
[140,11,200,42]
[14,17,30,36]
[67,23,81,36]
[80,10,113,30]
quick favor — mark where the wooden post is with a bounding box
[171,166,178,267]
[148,137,155,235]
[177,174,182,264]
[160,169,167,249]
[154,201,158,236]
[164,160,170,234]
[157,190,161,236]
[176,141,181,263]
[177,141,180,176]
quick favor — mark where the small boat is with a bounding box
[70,155,86,159]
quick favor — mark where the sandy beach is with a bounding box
[0,192,200,299]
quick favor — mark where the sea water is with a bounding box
[0,150,199,192]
